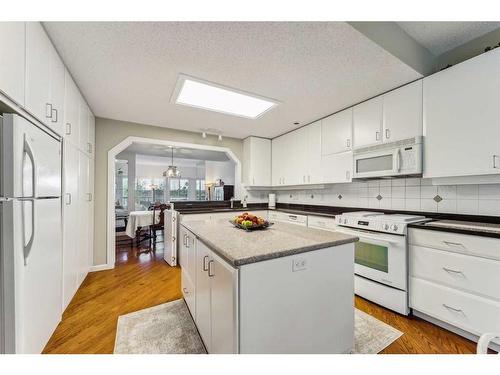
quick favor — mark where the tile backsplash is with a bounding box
[251,178,500,217]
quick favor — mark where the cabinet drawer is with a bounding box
[269,211,307,226]
[410,277,500,337]
[307,215,337,231]
[182,270,196,317]
[410,245,500,300]
[409,228,500,261]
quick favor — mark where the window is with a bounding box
[169,178,189,201]
[135,178,165,209]
[195,179,206,200]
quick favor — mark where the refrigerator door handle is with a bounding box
[23,134,37,198]
[22,198,36,265]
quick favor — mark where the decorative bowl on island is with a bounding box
[229,212,273,231]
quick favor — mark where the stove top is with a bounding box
[335,211,429,235]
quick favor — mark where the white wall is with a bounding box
[205,160,236,185]
[275,177,500,216]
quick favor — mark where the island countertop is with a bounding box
[181,219,358,267]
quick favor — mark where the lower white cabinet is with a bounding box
[62,142,94,309]
[194,240,238,353]
[180,226,196,315]
[409,228,500,345]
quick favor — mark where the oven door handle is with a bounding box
[337,227,400,245]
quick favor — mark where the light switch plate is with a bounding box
[292,257,307,272]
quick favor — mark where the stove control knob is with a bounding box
[391,224,399,232]
[384,223,390,231]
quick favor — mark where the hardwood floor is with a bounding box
[44,237,476,354]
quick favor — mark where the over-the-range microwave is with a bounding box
[352,136,423,179]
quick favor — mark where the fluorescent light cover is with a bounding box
[173,75,277,119]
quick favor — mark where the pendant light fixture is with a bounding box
[163,147,181,178]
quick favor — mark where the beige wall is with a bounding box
[93,117,244,266]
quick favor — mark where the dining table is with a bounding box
[125,210,161,239]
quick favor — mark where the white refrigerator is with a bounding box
[0,114,62,353]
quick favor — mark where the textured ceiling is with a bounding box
[398,22,500,56]
[44,22,421,139]
[118,142,230,161]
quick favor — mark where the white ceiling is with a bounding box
[43,22,421,139]
[118,142,230,161]
[398,22,500,56]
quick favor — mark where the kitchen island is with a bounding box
[179,219,358,354]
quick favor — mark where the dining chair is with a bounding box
[149,204,168,249]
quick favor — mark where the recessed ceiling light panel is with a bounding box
[171,74,278,119]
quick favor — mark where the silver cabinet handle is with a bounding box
[385,129,390,139]
[346,139,351,148]
[185,235,190,248]
[183,287,189,294]
[289,215,297,221]
[51,108,58,123]
[443,240,465,249]
[442,267,464,275]
[203,255,209,271]
[375,131,380,141]
[208,260,214,277]
[46,103,52,118]
[493,155,500,169]
[65,193,72,205]
[87,193,92,202]
[87,142,92,154]
[65,123,72,135]
[183,233,187,247]
[346,171,350,180]
[252,177,255,185]
[443,304,464,314]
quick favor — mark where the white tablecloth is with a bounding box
[125,210,160,238]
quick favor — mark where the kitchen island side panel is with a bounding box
[238,244,355,354]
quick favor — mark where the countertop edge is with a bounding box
[408,222,500,239]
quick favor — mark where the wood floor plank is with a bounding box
[44,238,477,354]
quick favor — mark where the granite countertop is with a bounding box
[181,219,358,267]
[409,219,500,239]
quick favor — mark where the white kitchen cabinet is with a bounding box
[63,71,80,146]
[25,22,51,126]
[62,141,80,310]
[321,151,352,183]
[0,22,25,106]
[79,98,90,154]
[195,240,214,351]
[306,121,322,184]
[353,96,383,148]
[77,151,92,286]
[243,137,271,186]
[423,48,500,178]
[88,109,95,158]
[321,108,352,155]
[383,80,422,142]
[180,226,196,315]
[48,45,65,135]
[272,134,288,186]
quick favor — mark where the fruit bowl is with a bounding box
[229,212,273,231]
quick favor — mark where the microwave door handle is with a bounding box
[393,149,401,173]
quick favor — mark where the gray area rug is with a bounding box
[114,299,402,354]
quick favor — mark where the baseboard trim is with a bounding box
[90,263,114,272]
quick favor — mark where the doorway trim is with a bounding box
[106,136,242,270]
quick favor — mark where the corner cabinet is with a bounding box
[423,48,500,179]
[243,137,271,187]
[0,22,25,106]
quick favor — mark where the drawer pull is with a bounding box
[442,303,464,314]
[289,215,297,220]
[183,287,189,294]
[442,267,464,276]
[443,240,465,249]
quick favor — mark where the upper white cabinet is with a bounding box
[0,22,25,106]
[88,109,95,158]
[25,22,51,125]
[63,71,80,146]
[353,96,383,148]
[321,108,352,155]
[25,22,65,135]
[321,151,352,184]
[272,132,294,186]
[243,137,271,186]
[79,98,90,154]
[423,49,500,178]
[383,80,422,142]
[306,121,322,184]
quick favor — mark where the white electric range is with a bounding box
[335,211,430,315]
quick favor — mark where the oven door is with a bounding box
[353,148,401,179]
[336,226,407,291]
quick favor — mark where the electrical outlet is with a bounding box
[292,257,307,272]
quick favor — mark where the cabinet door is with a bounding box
[321,152,353,184]
[210,253,238,354]
[383,80,422,142]
[195,240,212,351]
[186,230,197,283]
[48,45,65,135]
[179,226,188,268]
[79,98,89,153]
[88,109,95,158]
[252,138,271,185]
[25,22,51,125]
[271,136,285,186]
[307,121,322,184]
[77,151,91,287]
[423,49,500,178]
[63,71,80,146]
[289,128,307,185]
[321,108,352,155]
[0,22,25,105]
[353,96,383,148]
[62,141,80,310]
